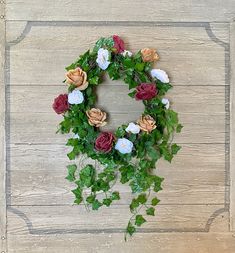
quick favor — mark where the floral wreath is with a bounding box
[52,35,182,240]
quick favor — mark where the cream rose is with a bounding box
[141,48,159,62]
[86,108,107,127]
[66,67,88,90]
[137,115,156,133]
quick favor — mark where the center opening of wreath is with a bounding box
[95,77,144,131]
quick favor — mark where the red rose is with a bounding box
[113,35,125,53]
[52,94,69,114]
[95,132,115,153]
[135,83,157,100]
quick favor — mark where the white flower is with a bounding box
[73,134,80,139]
[125,122,140,134]
[68,89,84,104]
[122,50,132,57]
[162,98,170,109]
[150,69,169,83]
[115,138,133,154]
[96,48,110,70]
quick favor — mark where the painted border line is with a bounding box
[5,21,230,235]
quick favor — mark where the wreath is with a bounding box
[52,35,182,239]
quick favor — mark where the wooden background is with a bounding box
[1,1,235,252]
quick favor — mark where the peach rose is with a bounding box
[66,67,88,90]
[137,115,156,133]
[86,108,107,127]
[141,48,159,62]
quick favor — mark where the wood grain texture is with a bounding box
[6,232,235,253]
[7,205,228,234]
[9,85,225,144]
[7,24,228,86]
[5,0,235,22]
[4,2,234,251]
[0,13,7,252]
[7,232,235,253]
[230,21,235,231]
[8,144,226,206]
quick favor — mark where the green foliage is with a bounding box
[151,197,160,206]
[79,164,95,187]
[135,215,146,226]
[93,37,114,53]
[146,207,155,216]
[126,222,136,239]
[55,35,182,240]
[65,164,77,182]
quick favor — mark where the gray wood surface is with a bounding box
[9,144,226,205]
[0,5,6,252]
[7,23,228,86]
[230,21,235,231]
[1,1,235,252]
[7,205,228,234]
[6,233,235,253]
[5,0,235,22]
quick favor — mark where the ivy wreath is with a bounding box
[52,35,182,239]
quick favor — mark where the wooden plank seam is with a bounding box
[5,20,230,235]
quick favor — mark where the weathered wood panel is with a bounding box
[5,0,235,22]
[230,21,235,231]
[0,11,7,252]
[3,2,233,251]
[8,144,226,205]
[7,24,228,86]
[10,112,225,144]
[9,85,225,114]
[7,205,228,234]
[7,233,235,253]
[8,85,226,143]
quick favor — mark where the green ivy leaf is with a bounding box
[65,164,77,182]
[176,123,183,133]
[130,198,139,212]
[111,191,120,200]
[86,195,96,204]
[135,62,145,72]
[72,187,83,205]
[135,215,146,227]
[115,126,126,138]
[79,164,95,187]
[137,194,147,204]
[103,198,112,207]
[74,197,83,205]
[147,146,161,162]
[126,222,136,237]
[123,58,135,68]
[151,197,160,206]
[89,76,100,85]
[93,37,114,53]
[65,63,77,71]
[153,176,164,192]
[107,62,120,80]
[128,90,136,98]
[67,150,76,160]
[171,143,181,155]
[92,199,103,210]
[146,207,155,216]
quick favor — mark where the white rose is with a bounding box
[115,138,133,154]
[150,69,169,83]
[162,98,170,109]
[125,122,140,134]
[96,48,110,70]
[122,50,132,57]
[68,89,84,105]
